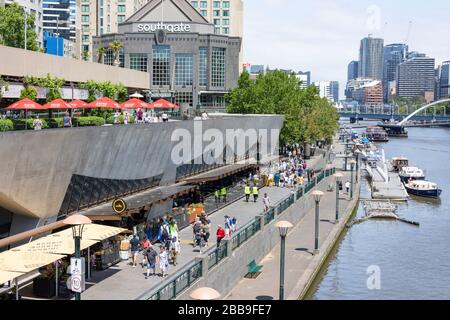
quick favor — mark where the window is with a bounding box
[199,47,208,87]
[107,25,110,33]
[223,27,229,34]
[81,15,89,23]
[223,10,229,16]
[213,1,220,8]
[213,19,220,25]
[214,27,220,34]
[82,35,90,43]
[200,10,207,16]
[81,5,89,13]
[118,5,126,13]
[104,49,114,65]
[82,25,89,32]
[200,1,207,8]
[175,54,193,86]
[117,15,125,23]
[130,53,148,72]
[175,92,193,108]
[223,1,230,9]
[213,10,220,17]
[211,47,226,87]
[222,19,229,26]
[153,45,171,86]
[191,1,198,8]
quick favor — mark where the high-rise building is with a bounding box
[383,43,408,102]
[2,0,44,47]
[345,77,374,101]
[396,53,435,102]
[297,71,311,89]
[314,81,339,103]
[439,61,450,100]
[79,0,149,60]
[359,35,384,81]
[42,0,74,41]
[353,80,383,107]
[347,61,359,81]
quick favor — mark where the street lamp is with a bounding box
[312,190,324,254]
[63,214,92,301]
[350,160,356,199]
[333,173,343,222]
[275,220,293,300]
[190,287,221,300]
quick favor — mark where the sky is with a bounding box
[243,0,450,98]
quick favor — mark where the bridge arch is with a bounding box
[398,99,450,126]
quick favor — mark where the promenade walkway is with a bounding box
[81,151,330,300]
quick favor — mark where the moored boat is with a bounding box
[391,157,409,172]
[404,180,442,198]
[365,126,389,142]
[399,166,425,183]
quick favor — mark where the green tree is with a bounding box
[81,50,90,61]
[0,3,39,51]
[20,86,37,100]
[39,74,65,102]
[96,47,106,63]
[109,40,123,67]
[227,70,339,145]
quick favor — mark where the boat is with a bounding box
[365,126,389,142]
[399,166,426,183]
[404,180,442,198]
[391,157,409,172]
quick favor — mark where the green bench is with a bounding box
[246,260,263,279]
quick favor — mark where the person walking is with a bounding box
[63,112,72,128]
[169,219,179,241]
[345,181,351,194]
[130,234,140,268]
[221,186,227,203]
[162,112,169,122]
[216,225,225,246]
[113,110,120,125]
[170,237,180,266]
[252,185,259,203]
[263,193,270,212]
[123,110,129,125]
[202,221,210,247]
[224,216,231,238]
[144,246,158,278]
[244,184,251,202]
[159,245,169,278]
[33,115,43,131]
[136,108,144,124]
[161,222,172,253]
[231,217,237,233]
[140,237,151,267]
[214,189,220,207]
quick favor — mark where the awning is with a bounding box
[0,251,65,273]
[0,271,25,284]
[15,233,99,255]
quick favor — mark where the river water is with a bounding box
[311,126,450,300]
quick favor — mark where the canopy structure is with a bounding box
[0,251,65,273]
[120,98,151,109]
[151,98,179,109]
[0,271,25,285]
[85,97,121,109]
[43,99,73,110]
[129,92,144,98]
[5,98,45,110]
[69,99,88,108]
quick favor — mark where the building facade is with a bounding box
[93,0,242,112]
[347,61,359,81]
[42,0,75,42]
[345,77,373,101]
[439,61,450,99]
[297,71,311,89]
[383,43,408,102]
[2,0,44,47]
[359,35,384,81]
[314,81,339,103]
[43,31,76,57]
[396,53,435,102]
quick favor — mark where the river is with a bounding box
[311,126,450,300]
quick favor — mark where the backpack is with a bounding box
[162,225,170,240]
[193,222,201,233]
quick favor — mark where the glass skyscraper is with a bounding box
[383,43,408,102]
[359,36,384,81]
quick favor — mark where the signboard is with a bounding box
[112,198,127,214]
[137,22,191,33]
[68,275,85,293]
[70,257,85,275]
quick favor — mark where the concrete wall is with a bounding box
[176,176,332,300]
[0,45,150,90]
[0,115,283,223]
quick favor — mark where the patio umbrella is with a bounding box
[152,98,179,109]
[5,98,45,111]
[120,98,151,109]
[129,92,144,98]
[43,99,73,110]
[85,97,121,109]
[69,99,88,108]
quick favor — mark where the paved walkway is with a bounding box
[224,142,360,300]
[81,151,329,300]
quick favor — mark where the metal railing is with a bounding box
[264,207,275,225]
[207,241,228,269]
[231,217,261,251]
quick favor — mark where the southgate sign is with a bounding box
[137,22,191,33]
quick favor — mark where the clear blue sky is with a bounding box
[243,0,450,98]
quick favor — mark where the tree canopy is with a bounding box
[0,3,39,51]
[226,70,339,145]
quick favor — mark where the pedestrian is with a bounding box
[192,217,201,245]
[161,222,172,253]
[33,115,43,131]
[345,181,351,194]
[162,112,169,122]
[63,112,72,128]
[231,217,237,233]
[123,110,129,125]
[244,184,251,202]
[252,185,259,203]
[159,245,169,278]
[224,216,231,238]
[137,108,144,123]
[214,189,220,207]
[263,193,270,212]
[216,225,225,246]
[130,234,140,268]
[221,186,227,203]
[202,220,210,246]
[169,219,179,241]
[140,236,151,267]
[144,246,158,278]
[170,237,180,266]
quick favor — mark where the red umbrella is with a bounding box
[120,98,151,109]
[85,97,121,109]
[5,98,45,110]
[152,98,179,109]
[43,99,73,109]
[69,99,88,108]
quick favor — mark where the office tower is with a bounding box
[347,61,359,81]
[439,61,450,99]
[396,53,435,102]
[383,43,408,102]
[359,35,384,81]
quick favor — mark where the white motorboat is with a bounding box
[399,166,425,183]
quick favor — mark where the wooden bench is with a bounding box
[245,260,263,279]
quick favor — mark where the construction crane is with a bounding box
[405,21,413,44]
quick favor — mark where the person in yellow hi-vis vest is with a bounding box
[214,190,220,206]
[221,186,227,203]
[244,184,251,202]
[252,186,259,203]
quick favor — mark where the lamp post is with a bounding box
[63,214,92,301]
[333,173,343,222]
[312,190,324,254]
[354,151,361,183]
[190,287,221,300]
[350,160,356,200]
[274,221,293,300]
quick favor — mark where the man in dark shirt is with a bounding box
[130,235,140,268]
[144,246,158,278]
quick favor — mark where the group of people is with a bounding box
[113,109,169,125]
[192,213,212,254]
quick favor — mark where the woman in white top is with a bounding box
[159,245,169,278]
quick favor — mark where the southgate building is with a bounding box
[93,0,242,112]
